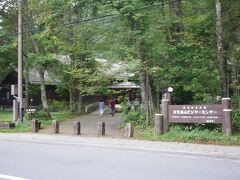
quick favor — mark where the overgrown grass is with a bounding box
[0,111,79,133]
[0,111,12,122]
[134,125,240,145]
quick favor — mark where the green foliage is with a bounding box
[66,60,110,96]
[121,99,146,128]
[55,86,69,99]
[232,109,240,134]
[27,53,57,70]
[124,109,146,128]
[48,100,69,112]
[28,84,41,98]
[0,111,12,122]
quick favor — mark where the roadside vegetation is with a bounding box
[121,100,240,145]
[0,110,79,133]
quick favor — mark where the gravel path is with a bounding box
[39,111,124,138]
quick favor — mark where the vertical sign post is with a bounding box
[18,0,23,123]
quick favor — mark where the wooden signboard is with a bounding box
[168,105,223,124]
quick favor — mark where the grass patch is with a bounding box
[134,125,240,145]
[39,112,79,129]
[0,111,79,133]
[0,111,12,122]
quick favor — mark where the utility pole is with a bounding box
[18,0,23,123]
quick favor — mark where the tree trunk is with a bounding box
[26,1,52,115]
[77,92,82,113]
[156,85,160,113]
[69,86,76,112]
[140,71,146,109]
[129,11,151,126]
[216,0,228,97]
[145,73,150,127]
[148,81,155,115]
[169,0,182,45]
[69,87,73,111]
[38,69,51,120]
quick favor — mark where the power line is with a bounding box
[0,0,185,31]
[1,0,224,39]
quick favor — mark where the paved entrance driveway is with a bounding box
[39,112,124,138]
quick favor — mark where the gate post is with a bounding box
[125,123,134,138]
[222,98,232,136]
[161,99,169,133]
[154,114,163,135]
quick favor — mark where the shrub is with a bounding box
[124,109,146,128]
[48,100,69,112]
[232,109,240,134]
[120,99,146,128]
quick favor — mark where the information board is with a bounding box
[168,105,223,124]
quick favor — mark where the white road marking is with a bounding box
[0,174,31,180]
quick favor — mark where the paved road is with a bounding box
[0,136,240,180]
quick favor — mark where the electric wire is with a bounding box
[0,0,186,36]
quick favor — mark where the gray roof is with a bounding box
[108,82,140,89]
[28,69,59,85]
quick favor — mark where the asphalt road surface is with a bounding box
[0,140,239,180]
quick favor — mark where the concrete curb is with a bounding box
[0,133,240,160]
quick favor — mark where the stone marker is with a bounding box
[97,122,105,136]
[73,121,81,135]
[125,123,133,138]
[31,119,39,133]
[154,114,163,135]
[52,120,59,134]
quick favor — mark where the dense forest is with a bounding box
[0,0,240,121]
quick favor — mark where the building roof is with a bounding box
[108,82,140,89]
[96,58,135,79]
[1,56,136,86]
[28,69,59,85]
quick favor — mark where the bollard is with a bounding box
[125,123,133,138]
[73,121,81,135]
[154,114,163,135]
[31,119,39,133]
[161,99,170,133]
[222,98,232,136]
[97,122,105,136]
[52,120,59,134]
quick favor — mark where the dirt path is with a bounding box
[39,112,124,138]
